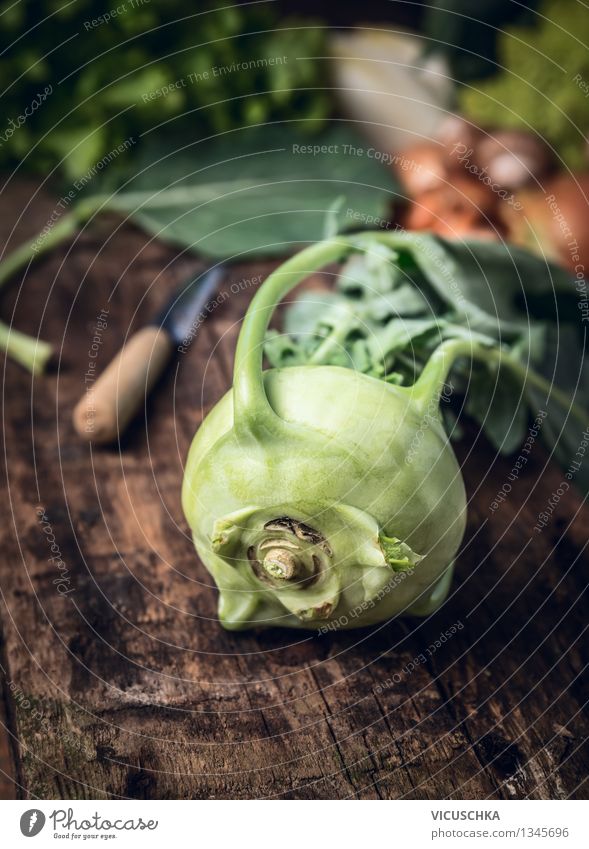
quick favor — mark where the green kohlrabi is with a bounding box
[182,232,588,631]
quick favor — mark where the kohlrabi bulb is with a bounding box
[182,238,467,630]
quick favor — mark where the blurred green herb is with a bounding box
[0,1,329,180]
[459,0,589,168]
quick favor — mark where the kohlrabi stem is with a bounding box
[0,320,53,375]
[234,237,354,433]
[308,314,356,365]
[0,197,104,373]
[416,337,587,428]
[0,200,98,291]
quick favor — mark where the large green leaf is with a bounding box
[105,125,401,259]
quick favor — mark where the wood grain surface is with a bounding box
[0,181,588,799]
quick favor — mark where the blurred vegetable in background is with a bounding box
[0,0,328,180]
[328,28,453,154]
[460,0,589,169]
[0,124,399,372]
[394,122,557,240]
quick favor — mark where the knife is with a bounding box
[72,264,225,443]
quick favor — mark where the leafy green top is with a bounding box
[264,232,589,491]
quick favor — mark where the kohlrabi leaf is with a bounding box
[263,331,310,368]
[283,290,353,336]
[379,534,424,572]
[524,323,589,493]
[364,283,432,320]
[104,125,400,259]
[366,318,443,358]
[264,233,589,491]
[527,385,589,495]
[465,364,530,456]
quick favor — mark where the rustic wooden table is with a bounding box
[1,181,588,800]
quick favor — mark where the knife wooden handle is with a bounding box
[73,326,173,444]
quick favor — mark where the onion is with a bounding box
[475,131,554,190]
[394,142,448,195]
[404,176,502,239]
[436,114,483,153]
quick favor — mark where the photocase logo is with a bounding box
[20,810,46,836]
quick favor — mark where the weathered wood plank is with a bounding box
[0,618,18,799]
[0,182,587,799]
